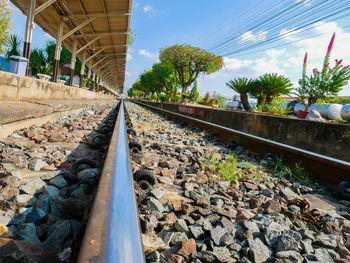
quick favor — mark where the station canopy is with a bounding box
[11,0,132,93]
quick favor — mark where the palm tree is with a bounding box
[4,34,22,60]
[248,79,266,106]
[30,48,47,75]
[226,77,253,111]
[258,73,292,103]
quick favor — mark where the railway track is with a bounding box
[0,99,350,262]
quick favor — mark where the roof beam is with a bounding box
[94,44,128,49]
[77,31,128,37]
[33,0,57,16]
[85,48,105,63]
[91,56,108,69]
[62,16,96,41]
[68,12,131,19]
[77,36,100,54]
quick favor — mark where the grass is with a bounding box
[270,156,313,185]
[202,152,267,182]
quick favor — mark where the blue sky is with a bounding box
[7,0,350,97]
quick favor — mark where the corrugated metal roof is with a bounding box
[11,0,132,93]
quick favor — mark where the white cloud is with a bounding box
[240,31,267,42]
[138,49,158,60]
[127,54,132,61]
[125,71,131,77]
[134,3,140,8]
[265,48,285,58]
[143,5,152,13]
[42,32,54,41]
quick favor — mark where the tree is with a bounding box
[159,44,223,93]
[296,33,350,111]
[4,34,22,60]
[45,40,81,74]
[0,0,12,56]
[248,79,266,106]
[226,77,253,111]
[190,80,199,102]
[152,62,178,97]
[258,73,292,103]
[140,70,158,96]
[204,92,211,105]
[30,48,47,75]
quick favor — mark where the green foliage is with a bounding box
[258,73,292,103]
[159,94,169,103]
[253,97,290,116]
[212,92,228,108]
[159,44,223,93]
[152,62,179,96]
[30,48,47,75]
[0,0,12,55]
[190,80,199,101]
[271,156,312,185]
[128,28,136,46]
[45,41,81,74]
[328,96,350,105]
[226,77,253,111]
[5,34,22,60]
[296,33,350,111]
[203,153,264,182]
[175,93,182,102]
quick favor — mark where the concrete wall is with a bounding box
[0,71,113,100]
[139,101,350,162]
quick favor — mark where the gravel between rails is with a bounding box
[0,100,118,262]
[126,101,350,263]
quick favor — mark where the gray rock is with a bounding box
[280,187,298,201]
[248,238,271,263]
[195,251,219,263]
[314,232,337,249]
[15,194,36,206]
[301,239,314,253]
[20,178,46,195]
[150,187,165,199]
[43,185,60,197]
[189,224,204,239]
[161,231,174,246]
[174,219,189,232]
[306,110,326,122]
[71,187,89,200]
[29,159,48,171]
[276,230,302,252]
[275,250,303,263]
[49,175,68,188]
[43,220,82,254]
[314,248,335,263]
[77,168,100,181]
[263,221,285,247]
[299,228,316,241]
[242,221,260,237]
[171,232,188,245]
[16,223,41,247]
[146,197,165,213]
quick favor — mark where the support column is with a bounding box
[52,18,65,82]
[69,37,78,86]
[87,67,91,89]
[92,72,96,91]
[23,0,36,76]
[79,51,86,88]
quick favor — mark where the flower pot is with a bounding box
[298,110,308,119]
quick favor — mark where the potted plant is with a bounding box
[295,33,350,119]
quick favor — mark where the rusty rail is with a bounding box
[78,100,145,263]
[134,101,350,187]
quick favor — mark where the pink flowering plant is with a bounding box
[296,33,350,111]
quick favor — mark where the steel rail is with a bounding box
[78,100,145,263]
[134,101,350,186]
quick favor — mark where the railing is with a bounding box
[78,100,145,263]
